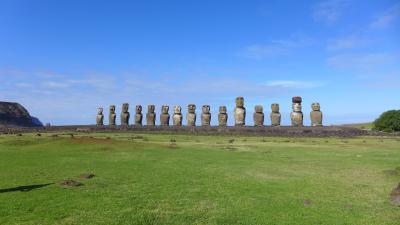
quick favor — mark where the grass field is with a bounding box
[0,132,399,225]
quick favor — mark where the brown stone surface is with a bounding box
[270,103,281,126]
[234,97,246,126]
[253,105,264,126]
[218,106,228,126]
[109,105,116,126]
[292,96,302,103]
[201,105,211,126]
[173,106,183,126]
[135,105,143,126]
[96,108,104,126]
[310,103,323,126]
[146,105,156,126]
[160,105,170,126]
[120,103,130,126]
[291,103,303,127]
[187,104,196,126]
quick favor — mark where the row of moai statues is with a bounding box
[96,96,323,126]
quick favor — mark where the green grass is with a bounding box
[0,132,399,225]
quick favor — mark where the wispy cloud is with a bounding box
[326,35,371,51]
[265,80,324,89]
[237,34,313,59]
[327,53,395,70]
[312,0,349,23]
[370,2,400,29]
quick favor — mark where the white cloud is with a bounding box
[370,2,400,29]
[312,0,349,23]
[327,53,395,70]
[265,80,324,89]
[237,35,313,59]
[326,35,370,51]
[42,81,70,89]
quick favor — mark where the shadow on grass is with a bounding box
[0,183,53,193]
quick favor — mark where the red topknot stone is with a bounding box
[292,96,302,103]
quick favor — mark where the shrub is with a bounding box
[373,110,400,132]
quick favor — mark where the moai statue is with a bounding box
[135,105,143,126]
[310,103,323,126]
[186,104,196,126]
[109,105,116,126]
[173,106,183,126]
[160,105,170,126]
[201,105,211,126]
[218,106,228,126]
[96,107,104,126]
[290,96,303,127]
[253,105,264,126]
[146,105,156,126]
[270,103,281,126]
[120,103,130,126]
[234,97,246,126]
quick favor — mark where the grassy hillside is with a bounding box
[342,122,374,130]
[0,132,399,225]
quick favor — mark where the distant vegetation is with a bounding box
[373,110,400,132]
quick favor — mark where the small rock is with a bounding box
[80,173,95,179]
[303,199,313,206]
[390,183,400,206]
[61,179,82,187]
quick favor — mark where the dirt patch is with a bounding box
[71,137,113,144]
[344,204,353,209]
[168,143,179,149]
[390,183,400,206]
[61,179,82,188]
[303,199,313,206]
[384,167,400,176]
[80,173,95,179]
[225,146,238,151]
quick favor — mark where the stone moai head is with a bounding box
[174,105,181,114]
[311,102,320,111]
[292,103,302,112]
[271,103,280,112]
[122,103,129,113]
[162,105,169,114]
[148,105,155,113]
[219,106,227,113]
[255,105,263,113]
[109,105,115,114]
[136,105,142,114]
[98,107,103,115]
[188,104,196,113]
[202,105,210,113]
[235,97,244,108]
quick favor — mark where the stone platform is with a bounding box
[0,125,372,137]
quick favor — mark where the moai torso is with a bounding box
[218,106,228,126]
[290,97,303,127]
[201,105,211,126]
[120,103,130,126]
[270,103,281,126]
[160,105,170,126]
[173,106,183,126]
[135,105,143,126]
[234,97,246,126]
[146,105,156,126]
[109,105,116,126]
[96,107,104,126]
[186,104,196,126]
[310,103,323,126]
[253,105,264,126]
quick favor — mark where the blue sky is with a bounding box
[0,0,399,125]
